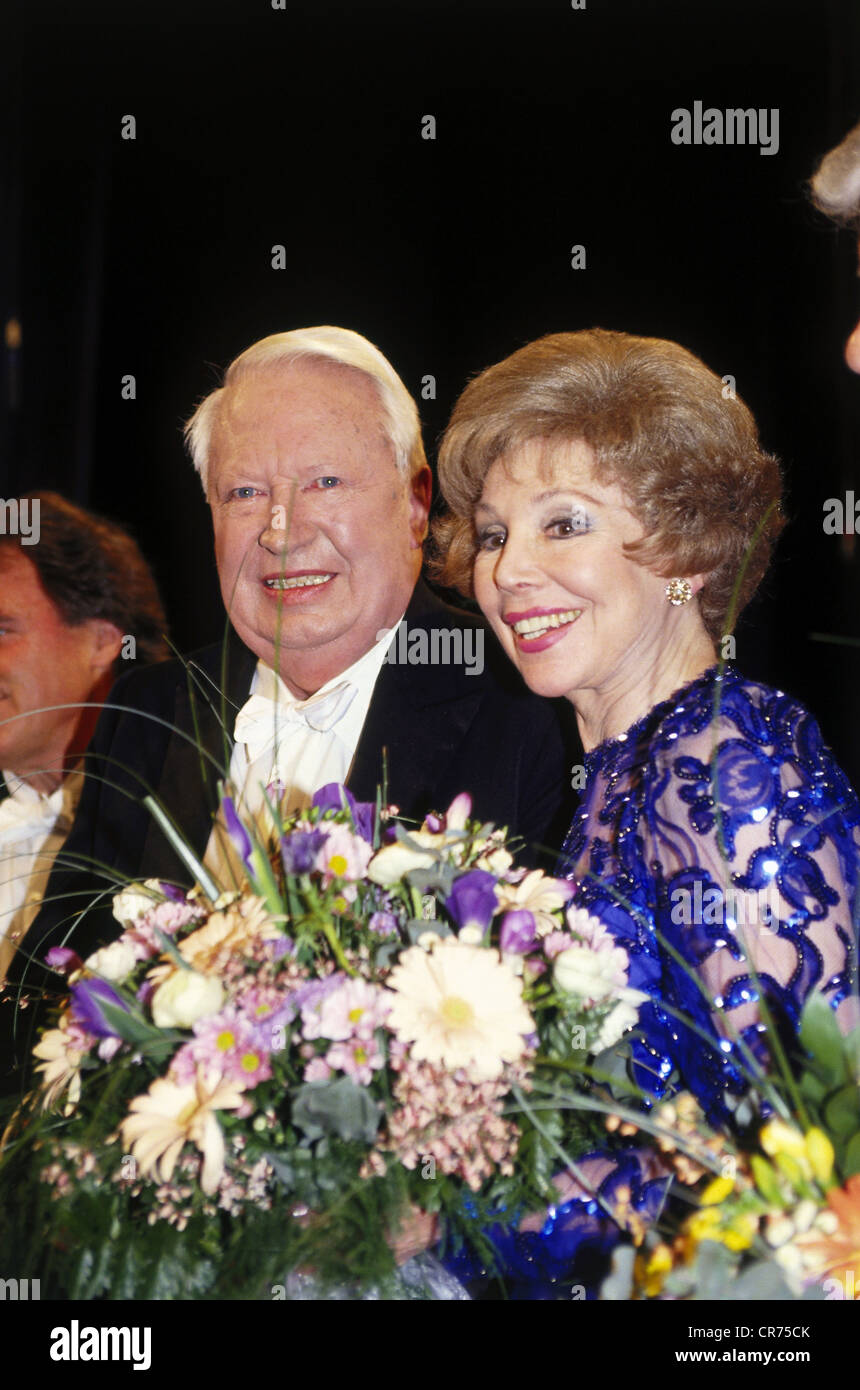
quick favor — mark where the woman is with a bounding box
[432,329,860,1295]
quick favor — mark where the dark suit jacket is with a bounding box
[1,583,580,1086]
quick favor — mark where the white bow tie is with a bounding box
[0,785,66,847]
[233,682,358,765]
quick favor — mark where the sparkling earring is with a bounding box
[665,578,693,606]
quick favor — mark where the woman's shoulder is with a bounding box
[647,666,830,758]
[644,666,859,820]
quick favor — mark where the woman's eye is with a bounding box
[230,486,261,500]
[548,513,589,538]
[477,528,506,551]
[313,476,341,490]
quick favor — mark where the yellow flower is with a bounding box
[760,1119,808,1163]
[804,1128,835,1185]
[686,1206,721,1242]
[635,1243,674,1297]
[700,1175,735,1206]
[386,938,534,1081]
[720,1214,758,1252]
[120,1069,244,1194]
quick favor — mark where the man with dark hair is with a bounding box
[810,119,860,372]
[0,492,168,979]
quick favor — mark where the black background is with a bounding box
[3,0,860,778]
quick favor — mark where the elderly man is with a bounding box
[12,329,577,1017]
[810,119,860,372]
[0,493,168,982]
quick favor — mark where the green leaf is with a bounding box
[96,998,165,1047]
[824,1083,860,1139]
[751,1154,783,1206]
[143,794,220,902]
[799,1070,828,1104]
[841,1131,860,1177]
[689,1240,738,1300]
[799,995,846,1082]
[599,1243,636,1300]
[732,1259,801,1301]
[406,919,453,945]
[151,926,193,971]
[843,1026,860,1073]
[291,1077,381,1144]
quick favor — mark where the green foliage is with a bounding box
[793,996,860,1183]
[291,1077,382,1145]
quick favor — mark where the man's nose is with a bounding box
[846,318,860,375]
[259,487,316,552]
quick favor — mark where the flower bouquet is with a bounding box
[603,993,860,1301]
[0,783,649,1299]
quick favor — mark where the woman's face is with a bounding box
[472,440,700,721]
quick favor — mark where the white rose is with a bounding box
[596,998,642,1050]
[151,970,225,1029]
[553,945,621,1001]
[112,879,162,927]
[84,939,137,983]
[367,837,439,887]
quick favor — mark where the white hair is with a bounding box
[184,326,427,493]
[810,120,860,226]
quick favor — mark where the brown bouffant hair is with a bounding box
[431,329,785,641]
[0,492,170,671]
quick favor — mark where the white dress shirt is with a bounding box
[0,768,83,980]
[203,622,400,885]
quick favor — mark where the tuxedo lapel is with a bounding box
[139,636,257,873]
[348,583,485,814]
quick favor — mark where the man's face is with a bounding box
[0,550,113,787]
[208,360,431,697]
[846,236,860,373]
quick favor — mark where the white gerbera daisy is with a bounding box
[120,1069,243,1194]
[495,869,571,936]
[386,939,534,1081]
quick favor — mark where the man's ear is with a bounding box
[85,619,125,679]
[408,465,433,548]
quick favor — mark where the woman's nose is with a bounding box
[491,532,541,591]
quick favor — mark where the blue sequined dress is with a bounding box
[447,665,860,1297]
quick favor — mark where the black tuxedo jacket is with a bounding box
[1,583,580,1084]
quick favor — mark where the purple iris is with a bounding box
[222,795,254,870]
[136,979,156,1007]
[499,909,538,955]
[70,978,132,1039]
[446,869,498,934]
[312,783,375,843]
[44,947,83,974]
[159,881,187,903]
[281,827,327,874]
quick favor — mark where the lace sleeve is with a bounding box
[643,685,860,1108]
